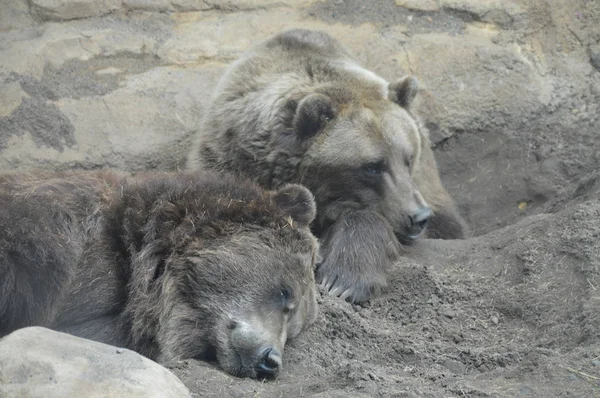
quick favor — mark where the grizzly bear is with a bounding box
[0,170,319,379]
[188,29,468,304]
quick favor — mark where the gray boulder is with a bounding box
[0,327,190,398]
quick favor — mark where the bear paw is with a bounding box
[317,263,388,303]
[315,210,400,303]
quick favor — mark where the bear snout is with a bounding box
[224,315,286,379]
[228,343,283,379]
[406,207,434,240]
[256,347,282,378]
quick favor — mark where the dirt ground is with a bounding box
[169,3,600,397]
[171,195,600,397]
[1,0,600,397]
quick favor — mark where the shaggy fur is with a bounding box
[0,170,319,378]
[188,29,468,303]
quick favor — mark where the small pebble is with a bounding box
[517,386,534,396]
[438,308,455,319]
[442,359,466,374]
[116,348,124,354]
[491,316,499,325]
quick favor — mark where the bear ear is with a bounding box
[273,184,317,227]
[388,76,419,109]
[293,93,337,139]
[153,202,184,236]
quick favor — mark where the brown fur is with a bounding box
[188,29,468,303]
[0,169,319,378]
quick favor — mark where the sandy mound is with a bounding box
[172,191,600,396]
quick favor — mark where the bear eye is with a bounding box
[363,161,386,175]
[279,288,295,314]
[405,155,414,168]
[321,114,332,124]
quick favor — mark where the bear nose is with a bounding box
[408,207,433,236]
[257,347,282,377]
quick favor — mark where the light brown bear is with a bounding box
[0,170,319,379]
[188,29,468,303]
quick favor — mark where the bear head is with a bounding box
[123,174,319,379]
[286,75,433,244]
[189,29,467,303]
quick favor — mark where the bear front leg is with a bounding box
[316,210,401,303]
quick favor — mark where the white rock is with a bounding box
[0,64,222,171]
[0,327,190,398]
[0,82,28,117]
[401,30,548,134]
[122,0,173,12]
[441,0,523,23]
[0,0,37,31]
[396,0,441,12]
[30,0,122,21]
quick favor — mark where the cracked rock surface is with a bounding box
[1,0,599,396]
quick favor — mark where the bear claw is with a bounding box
[328,285,346,298]
[329,285,353,301]
[317,262,387,303]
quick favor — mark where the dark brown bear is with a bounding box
[0,170,319,379]
[188,29,468,303]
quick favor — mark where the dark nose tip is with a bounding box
[257,347,282,377]
[409,207,434,231]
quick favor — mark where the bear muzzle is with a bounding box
[405,206,434,240]
[256,346,283,378]
[223,315,287,379]
[230,343,284,379]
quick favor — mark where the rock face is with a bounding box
[0,327,190,398]
[1,0,598,234]
[30,0,122,21]
[0,0,599,396]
